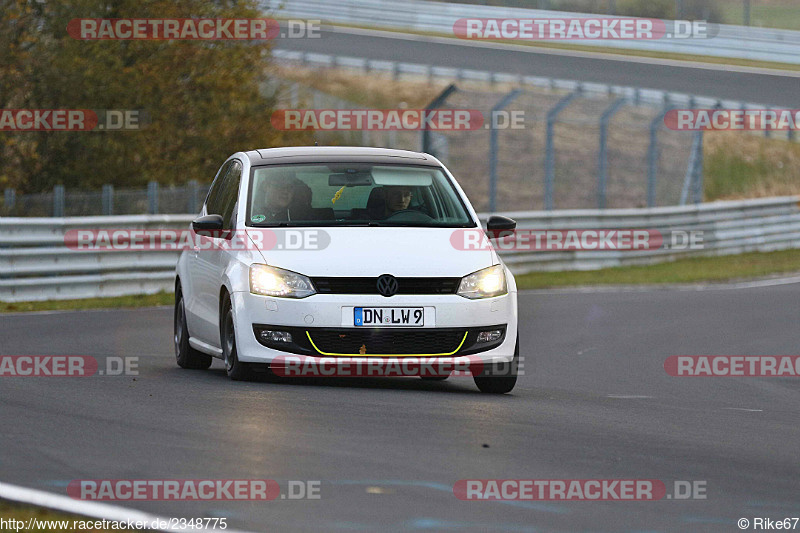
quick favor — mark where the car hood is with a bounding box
[247,227,497,277]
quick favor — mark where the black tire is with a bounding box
[174,289,212,370]
[473,334,518,394]
[221,295,255,381]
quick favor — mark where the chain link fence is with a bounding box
[2,76,700,217]
[1,183,210,218]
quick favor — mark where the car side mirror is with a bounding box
[486,215,516,232]
[192,214,224,237]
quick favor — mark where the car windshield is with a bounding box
[246,163,476,227]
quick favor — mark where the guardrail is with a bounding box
[486,196,800,274]
[2,197,799,302]
[263,0,800,65]
[0,216,192,302]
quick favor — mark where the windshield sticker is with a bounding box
[331,186,346,204]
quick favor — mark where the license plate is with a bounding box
[354,307,424,327]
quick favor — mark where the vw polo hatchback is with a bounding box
[174,147,519,393]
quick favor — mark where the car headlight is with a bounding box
[249,264,316,298]
[457,264,507,299]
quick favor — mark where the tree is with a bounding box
[0,0,311,193]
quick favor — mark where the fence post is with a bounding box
[680,131,702,205]
[187,180,199,214]
[3,188,15,214]
[53,185,65,217]
[647,102,674,208]
[147,181,159,214]
[489,89,523,213]
[102,184,114,215]
[598,97,627,209]
[545,86,581,211]
[422,83,457,155]
[692,130,705,204]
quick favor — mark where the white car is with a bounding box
[174,147,519,393]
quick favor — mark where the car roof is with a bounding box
[244,146,442,167]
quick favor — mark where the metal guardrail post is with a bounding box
[421,83,457,156]
[3,189,15,214]
[646,102,674,208]
[102,184,114,215]
[545,86,581,211]
[147,182,159,214]
[489,88,523,213]
[53,185,65,217]
[187,180,199,214]
[598,97,627,209]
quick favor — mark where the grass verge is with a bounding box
[0,291,173,313]
[2,250,800,312]
[514,249,800,290]
[704,132,800,200]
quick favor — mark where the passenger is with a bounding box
[383,186,413,217]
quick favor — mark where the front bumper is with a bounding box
[230,291,518,365]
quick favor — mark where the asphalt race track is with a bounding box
[1,282,799,532]
[274,27,800,108]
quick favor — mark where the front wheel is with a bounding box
[221,295,255,381]
[175,289,212,370]
[473,334,518,394]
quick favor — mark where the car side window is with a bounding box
[205,161,233,215]
[218,160,242,230]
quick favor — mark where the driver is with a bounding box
[384,186,412,217]
[257,172,296,222]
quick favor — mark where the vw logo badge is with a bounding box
[376,274,399,297]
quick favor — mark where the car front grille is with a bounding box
[307,328,468,355]
[311,277,460,295]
